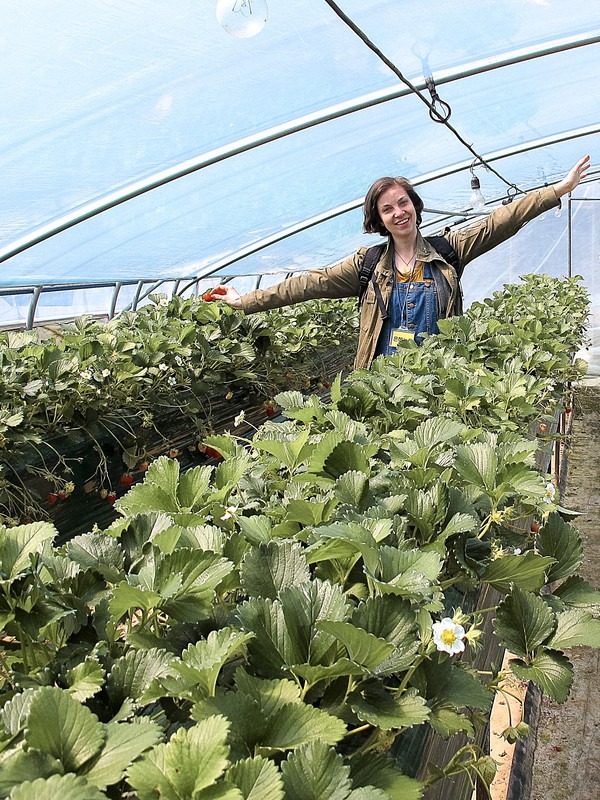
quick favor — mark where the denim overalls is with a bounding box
[374,261,439,357]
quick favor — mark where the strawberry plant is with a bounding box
[0,295,359,524]
[0,274,596,798]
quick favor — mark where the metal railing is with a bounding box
[0,270,306,330]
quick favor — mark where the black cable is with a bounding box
[322,0,523,195]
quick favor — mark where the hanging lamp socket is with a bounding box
[469,175,485,210]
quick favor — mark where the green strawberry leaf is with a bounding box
[482,551,556,593]
[281,740,352,800]
[349,752,424,799]
[429,707,474,739]
[509,649,573,703]
[261,702,347,752]
[66,532,125,582]
[106,647,174,707]
[334,471,371,511]
[0,747,60,796]
[0,521,57,581]
[1,689,36,735]
[253,430,311,474]
[177,464,214,509]
[349,684,430,730]
[494,586,556,657]
[227,755,285,800]
[536,512,583,582]
[546,608,600,650]
[241,540,310,600]
[65,659,105,701]
[8,774,106,800]
[82,719,163,789]
[316,621,396,671]
[127,715,233,799]
[413,658,492,712]
[25,686,105,773]
[553,575,600,609]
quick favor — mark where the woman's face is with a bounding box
[376,184,418,241]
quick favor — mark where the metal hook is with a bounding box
[425,74,451,123]
[502,185,519,205]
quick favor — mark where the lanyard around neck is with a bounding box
[394,253,417,326]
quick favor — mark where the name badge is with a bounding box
[389,327,415,348]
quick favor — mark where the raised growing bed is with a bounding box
[0,295,358,536]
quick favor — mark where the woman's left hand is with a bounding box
[555,154,591,197]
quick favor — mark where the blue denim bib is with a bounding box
[374,262,438,356]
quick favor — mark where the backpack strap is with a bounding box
[425,234,461,273]
[358,244,388,318]
[358,244,386,301]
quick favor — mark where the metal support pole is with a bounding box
[567,192,572,279]
[109,283,122,320]
[131,281,144,312]
[26,287,43,330]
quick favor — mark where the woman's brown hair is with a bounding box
[362,176,424,236]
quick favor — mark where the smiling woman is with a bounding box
[211,155,591,368]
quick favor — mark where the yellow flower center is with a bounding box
[440,629,457,646]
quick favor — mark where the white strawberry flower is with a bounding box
[234,411,246,427]
[432,617,466,655]
[221,505,238,521]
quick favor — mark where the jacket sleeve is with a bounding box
[444,185,560,269]
[239,249,365,314]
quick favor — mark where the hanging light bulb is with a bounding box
[469,174,486,211]
[216,0,268,39]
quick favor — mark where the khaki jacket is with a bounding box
[240,185,560,369]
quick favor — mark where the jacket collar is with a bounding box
[416,231,439,263]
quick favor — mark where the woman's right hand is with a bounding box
[202,285,243,308]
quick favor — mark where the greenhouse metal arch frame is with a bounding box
[1,0,599,368]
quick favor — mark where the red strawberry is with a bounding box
[139,461,149,472]
[202,286,226,301]
[119,473,134,487]
[531,521,541,533]
[57,491,66,501]
[106,492,117,505]
[47,492,58,505]
[205,446,223,460]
